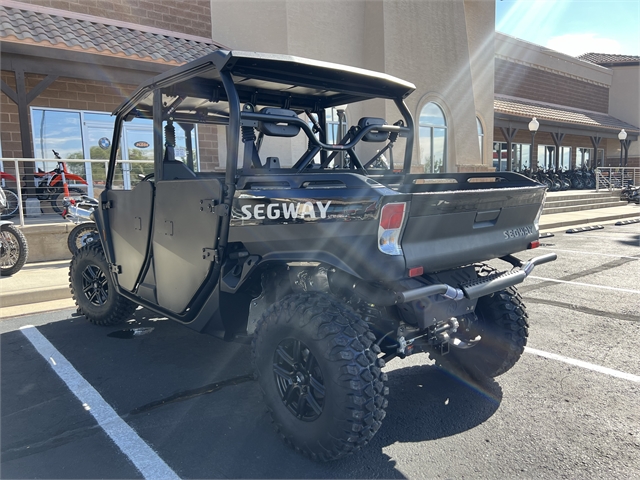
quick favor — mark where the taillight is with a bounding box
[378,202,406,256]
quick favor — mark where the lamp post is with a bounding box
[528,117,539,172]
[618,129,627,167]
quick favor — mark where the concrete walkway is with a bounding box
[1,201,638,317]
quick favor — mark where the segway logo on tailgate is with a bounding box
[240,201,332,220]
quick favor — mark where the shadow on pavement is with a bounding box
[4,309,502,479]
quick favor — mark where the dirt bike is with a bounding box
[61,195,99,254]
[0,187,28,276]
[28,150,88,213]
[0,172,20,220]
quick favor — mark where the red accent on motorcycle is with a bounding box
[528,240,540,249]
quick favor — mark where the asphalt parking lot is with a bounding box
[1,223,639,479]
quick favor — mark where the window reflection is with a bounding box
[418,102,447,173]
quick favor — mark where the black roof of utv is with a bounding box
[114,50,416,118]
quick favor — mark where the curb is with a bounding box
[540,211,639,230]
[1,285,71,308]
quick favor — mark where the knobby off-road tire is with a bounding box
[67,222,99,255]
[435,264,529,379]
[252,292,388,461]
[69,244,137,325]
[0,223,28,276]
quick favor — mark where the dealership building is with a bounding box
[1,0,638,183]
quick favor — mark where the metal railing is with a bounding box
[0,157,153,226]
[595,167,640,192]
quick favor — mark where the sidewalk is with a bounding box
[1,203,638,317]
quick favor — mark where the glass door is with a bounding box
[122,120,154,189]
[83,122,118,197]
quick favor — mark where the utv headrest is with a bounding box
[257,108,300,137]
[358,117,389,142]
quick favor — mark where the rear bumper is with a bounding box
[395,252,557,303]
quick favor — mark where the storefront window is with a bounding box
[419,102,447,173]
[597,148,605,168]
[493,142,530,172]
[560,146,571,170]
[537,145,556,170]
[577,147,592,168]
[31,107,199,194]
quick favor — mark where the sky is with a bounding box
[496,0,640,57]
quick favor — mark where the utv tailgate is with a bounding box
[400,185,546,273]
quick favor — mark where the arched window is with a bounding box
[477,117,484,163]
[419,102,447,173]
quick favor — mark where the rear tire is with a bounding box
[434,264,529,379]
[52,187,85,214]
[252,292,388,461]
[67,222,99,255]
[0,223,28,276]
[69,244,137,325]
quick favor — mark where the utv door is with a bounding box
[150,175,224,314]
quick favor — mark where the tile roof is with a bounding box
[0,3,224,66]
[577,53,640,66]
[494,95,639,134]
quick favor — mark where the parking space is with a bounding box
[1,224,639,479]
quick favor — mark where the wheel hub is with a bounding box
[273,338,325,421]
[81,264,108,306]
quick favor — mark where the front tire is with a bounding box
[435,264,529,379]
[52,187,85,213]
[69,244,137,325]
[252,292,388,461]
[0,224,28,276]
[1,189,20,220]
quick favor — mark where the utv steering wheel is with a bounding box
[139,173,155,182]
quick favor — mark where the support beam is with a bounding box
[0,79,18,103]
[499,127,518,171]
[590,136,602,167]
[26,74,59,104]
[14,68,33,159]
[550,132,565,170]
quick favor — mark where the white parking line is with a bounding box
[527,276,640,294]
[525,347,640,383]
[20,325,180,480]
[538,247,639,260]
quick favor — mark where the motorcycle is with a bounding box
[28,150,88,213]
[620,184,640,204]
[0,187,28,276]
[0,172,20,220]
[61,195,99,254]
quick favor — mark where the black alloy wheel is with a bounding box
[273,338,325,421]
[82,264,108,306]
[69,244,137,325]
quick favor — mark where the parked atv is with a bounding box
[69,50,556,461]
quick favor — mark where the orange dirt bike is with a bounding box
[28,150,88,213]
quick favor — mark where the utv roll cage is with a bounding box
[109,49,416,186]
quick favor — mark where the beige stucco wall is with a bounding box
[210,0,494,171]
[609,65,640,161]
